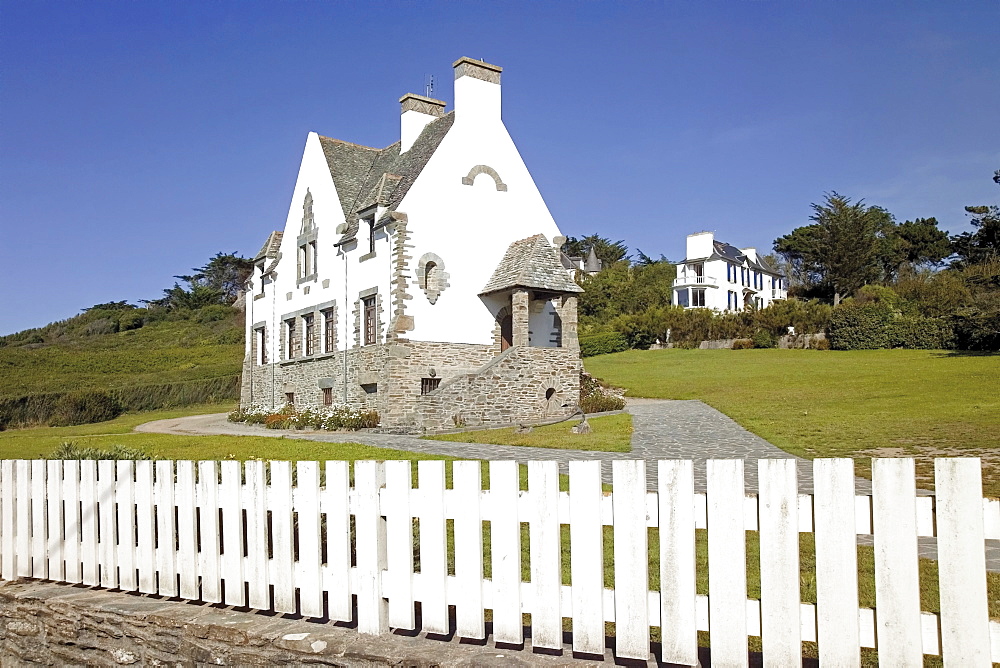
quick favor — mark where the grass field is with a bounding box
[423,413,632,451]
[585,348,1000,494]
[0,318,243,397]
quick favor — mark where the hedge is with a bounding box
[579,332,630,357]
[0,374,241,430]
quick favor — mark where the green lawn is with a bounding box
[0,318,243,397]
[585,348,1000,494]
[423,413,632,452]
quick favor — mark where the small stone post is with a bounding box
[512,289,530,347]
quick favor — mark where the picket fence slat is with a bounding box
[814,458,861,666]
[97,459,116,588]
[491,460,523,645]
[270,461,295,613]
[385,460,414,629]
[46,460,63,582]
[355,460,388,634]
[80,460,98,586]
[0,460,15,580]
[935,458,991,665]
[176,461,198,600]
[758,458,800,666]
[2,455,997,665]
[569,460,603,655]
[153,460,177,597]
[872,457,923,666]
[613,459,650,660]
[324,460,351,621]
[529,460,561,649]
[135,460,155,594]
[707,458,748,667]
[245,460,269,610]
[220,460,244,606]
[658,459,697,666]
[296,461,322,618]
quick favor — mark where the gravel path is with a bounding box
[137,399,864,494]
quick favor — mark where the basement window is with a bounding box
[421,378,441,395]
[322,387,333,406]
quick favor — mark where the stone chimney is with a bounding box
[399,93,446,153]
[453,57,502,123]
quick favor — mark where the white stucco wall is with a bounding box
[394,73,563,345]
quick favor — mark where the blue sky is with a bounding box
[2,1,997,334]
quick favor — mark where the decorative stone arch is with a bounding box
[494,305,513,351]
[461,164,508,191]
[415,253,450,305]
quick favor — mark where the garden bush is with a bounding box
[731,338,754,350]
[751,330,777,349]
[579,331,629,357]
[230,404,380,431]
[888,317,954,350]
[827,301,895,350]
[51,390,124,426]
[579,371,626,413]
[47,441,152,460]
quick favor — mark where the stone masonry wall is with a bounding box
[414,346,581,431]
[0,579,578,667]
[242,341,581,432]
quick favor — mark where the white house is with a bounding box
[242,57,583,431]
[673,231,786,311]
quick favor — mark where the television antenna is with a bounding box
[424,74,435,98]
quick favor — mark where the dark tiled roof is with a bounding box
[319,111,456,246]
[712,240,745,263]
[254,231,283,261]
[481,234,584,296]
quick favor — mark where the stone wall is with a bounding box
[241,339,578,432]
[414,346,580,431]
[0,579,577,666]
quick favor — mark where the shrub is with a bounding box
[194,304,234,324]
[117,310,145,331]
[579,371,626,413]
[47,441,153,460]
[887,317,954,350]
[731,338,753,350]
[231,404,380,431]
[751,330,776,349]
[52,390,124,426]
[827,301,895,350]
[812,336,831,350]
[579,332,629,357]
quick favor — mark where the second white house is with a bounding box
[674,231,786,311]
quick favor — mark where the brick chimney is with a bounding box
[453,57,502,123]
[399,93,446,153]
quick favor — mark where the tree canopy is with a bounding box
[563,235,630,265]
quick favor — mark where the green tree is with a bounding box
[175,252,254,304]
[950,171,999,267]
[775,193,895,304]
[563,235,630,265]
[890,218,952,269]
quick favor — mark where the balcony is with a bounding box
[673,275,718,287]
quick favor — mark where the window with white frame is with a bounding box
[692,288,706,307]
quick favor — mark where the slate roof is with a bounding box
[254,231,283,261]
[681,238,784,277]
[481,235,584,296]
[318,111,456,246]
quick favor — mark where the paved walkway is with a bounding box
[137,400,998,570]
[138,399,850,493]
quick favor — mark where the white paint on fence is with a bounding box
[1,456,997,664]
[872,457,924,666]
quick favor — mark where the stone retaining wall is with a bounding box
[0,579,584,666]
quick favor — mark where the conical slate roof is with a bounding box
[480,234,584,296]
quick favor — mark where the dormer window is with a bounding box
[369,218,376,254]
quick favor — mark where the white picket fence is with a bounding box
[1,457,998,665]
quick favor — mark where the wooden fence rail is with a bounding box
[1,457,998,666]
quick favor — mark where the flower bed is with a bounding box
[228,404,379,431]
